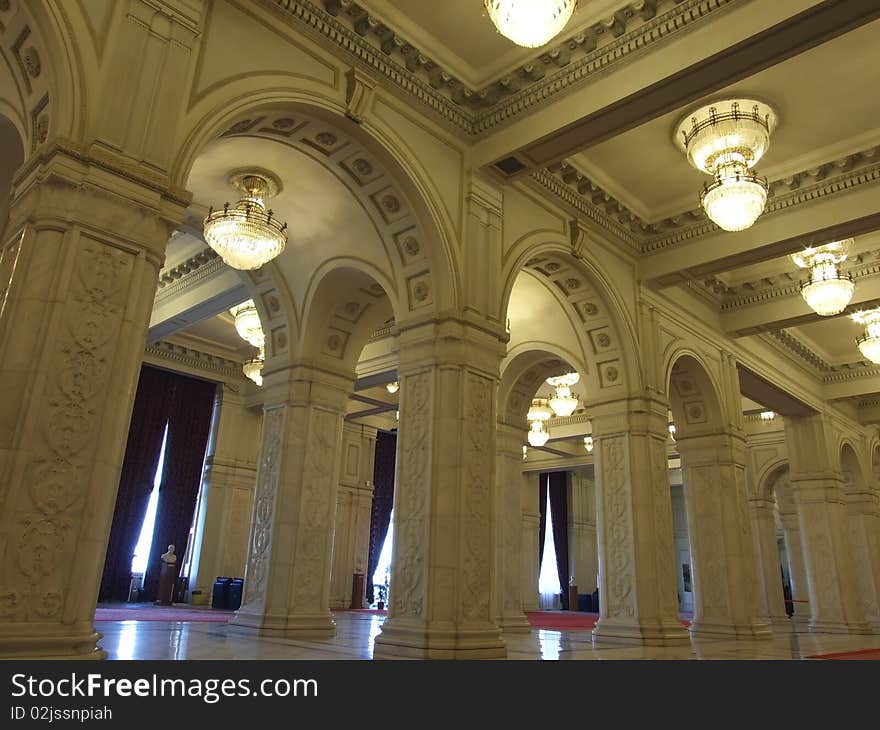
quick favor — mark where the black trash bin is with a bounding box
[577,594,589,612]
[228,578,244,611]
[212,577,232,609]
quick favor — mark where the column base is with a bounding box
[229,608,337,638]
[688,619,773,640]
[764,616,795,632]
[373,618,507,659]
[592,617,690,646]
[0,626,107,660]
[807,619,873,635]
[496,613,532,634]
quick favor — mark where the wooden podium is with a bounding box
[568,584,578,611]
[155,562,177,606]
[350,573,365,609]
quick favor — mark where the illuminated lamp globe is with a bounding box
[791,240,855,316]
[528,419,550,447]
[484,0,577,48]
[527,397,553,423]
[700,168,768,232]
[242,357,263,387]
[583,435,593,453]
[386,380,400,394]
[204,171,287,271]
[546,372,580,417]
[229,299,264,349]
[852,309,880,364]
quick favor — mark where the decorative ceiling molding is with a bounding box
[267,0,736,136]
[763,330,830,377]
[154,247,226,303]
[145,340,248,382]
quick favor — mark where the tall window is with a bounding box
[130,423,169,576]
[538,485,561,609]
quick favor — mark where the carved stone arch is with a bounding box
[171,89,459,318]
[757,458,790,500]
[840,440,868,495]
[500,231,641,400]
[299,259,397,374]
[499,344,587,425]
[664,350,726,439]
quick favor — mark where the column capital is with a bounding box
[675,431,747,466]
[261,364,354,412]
[590,395,669,437]
[396,317,507,378]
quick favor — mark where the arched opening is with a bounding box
[841,442,879,623]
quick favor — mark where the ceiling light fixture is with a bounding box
[583,435,593,453]
[204,170,288,270]
[852,309,880,364]
[546,372,579,417]
[760,411,775,421]
[386,380,400,394]
[242,346,265,387]
[484,0,576,48]
[668,423,676,441]
[674,99,777,232]
[791,239,855,316]
[522,444,529,461]
[229,299,265,349]
[527,397,553,447]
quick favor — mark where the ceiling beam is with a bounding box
[722,273,880,337]
[824,371,880,401]
[483,0,880,176]
[641,186,880,286]
[737,365,817,417]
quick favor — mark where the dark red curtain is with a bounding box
[548,471,570,609]
[142,373,217,602]
[98,365,176,603]
[366,431,397,605]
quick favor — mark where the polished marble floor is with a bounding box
[95,612,880,660]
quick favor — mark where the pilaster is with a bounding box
[748,496,791,630]
[569,470,598,599]
[231,365,352,638]
[676,432,771,639]
[844,489,880,629]
[784,415,870,634]
[590,397,690,646]
[521,472,541,612]
[372,319,507,658]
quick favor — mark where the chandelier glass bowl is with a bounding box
[203,171,288,271]
[852,309,880,364]
[484,0,577,48]
[674,99,777,232]
[546,372,580,417]
[527,397,553,447]
[242,353,264,387]
[229,299,265,349]
[791,240,855,316]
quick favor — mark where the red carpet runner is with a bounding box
[808,648,880,660]
[525,611,692,630]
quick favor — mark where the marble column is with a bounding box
[0,153,184,658]
[590,398,690,646]
[187,386,261,596]
[784,415,869,634]
[373,320,507,658]
[845,488,880,629]
[329,423,377,609]
[676,433,770,639]
[748,496,791,629]
[569,470,598,599]
[231,366,350,638]
[495,422,530,632]
[521,472,541,612]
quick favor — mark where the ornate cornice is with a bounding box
[145,340,247,382]
[267,0,737,136]
[154,247,225,303]
[763,330,830,377]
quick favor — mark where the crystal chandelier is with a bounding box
[583,435,593,453]
[791,240,854,316]
[546,372,579,417]
[674,99,777,231]
[527,397,553,447]
[242,348,264,387]
[760,411,775,421]
[484,0,576,48]
[852,309,880,364]
[668,423,676,441]
[203,170,287,270]
[386,380,400,394]
[229,299,265,349]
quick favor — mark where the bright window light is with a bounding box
[130,423,169,576]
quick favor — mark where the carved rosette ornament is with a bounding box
[462,374,492,622]
[3,243,131,620]
[392,372,430,618]
[242,406,285,608]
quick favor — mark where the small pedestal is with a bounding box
[350,573,365,609]
[568,584,578,612]
[155,562,177,606]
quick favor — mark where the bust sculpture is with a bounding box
[161,544,177,565]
